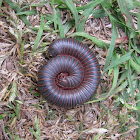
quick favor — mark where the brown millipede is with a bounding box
[38,38,100,108]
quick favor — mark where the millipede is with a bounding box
[38,38,100,108]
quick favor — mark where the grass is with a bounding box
[0,0,140,139]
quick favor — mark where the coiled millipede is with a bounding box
[38,38,100,108]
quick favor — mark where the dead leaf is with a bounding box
[84,127,108,134]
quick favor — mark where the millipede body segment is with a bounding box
[38,38,100,108]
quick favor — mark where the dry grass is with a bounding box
[0,0,139,140]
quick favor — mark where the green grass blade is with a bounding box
[47,1,64,37]
[77,0,104,34]
[112,66,119,88]
[16,10,37,16]
[30,128,41,140]
[134,0,140,7]
[20,40,25,73]
[117,0,134,29]
[77,0,105,35]
[86,71,136,104]
[132,53,140,65]
[138,8,140,32]
[118,97,138,110]
[56,7,65,38]
[9,82,17,102]
[0,112,8,119]
[54,0,65,5]
[5,0,31,26]
[104,24,117,70]
[15,102,20,120]
[92,9,107,18]
[44,14,55,23]
[101,0,112,10]
[5,0,19,11]
[33,14,44,52]
[103,51,133,75]
[77,7,93,32]
[113,71,136,94]
[52,1,57,30]
[131,42,140,54]
[103,6,133,30]
[68,32,109,48]
[0,0,3,7]
[77,7,94,41]
[127,63,134,98]
[21,40,25,65]
[125,0,137,10]
[35,116,41,136]
[19,16,31,26]
[136,82,140,140]
[30,1,48,7]
[112,52,119,89]
[117,70,129,86]
[64,20,74,34]
[64,0,79,31]
[77,0,104,10]
[130,59,140,74]
[30,116,41,140]
[114,83,128,98]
